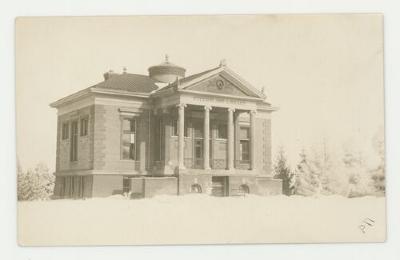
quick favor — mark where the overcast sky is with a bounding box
[16,15,384,171]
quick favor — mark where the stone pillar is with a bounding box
[139,115,148,173]
[177,103,186,170]
[227,108,235,170]
[234,111,241,168]
[139,139,146,173]
[203,106,212,170]
[250,110,256,170]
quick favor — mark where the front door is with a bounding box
[194,139,203,168]
[212,176,229,197]
[193,120,204,169]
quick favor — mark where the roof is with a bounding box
[51,64,268,108]
[92,73,158,93]
[155,65,266,99]
[157,66,220,92]
[148,55,186,72]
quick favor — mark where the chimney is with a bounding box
[103,70,117,80]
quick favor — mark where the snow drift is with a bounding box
[18,194,386,245]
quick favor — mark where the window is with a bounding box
[62,122,69,140]
[122,118,137,160]
[123,177,131,194]
[193,121,203,139]
[239,127,250,162]
[191,184,202,193]
[240,140,250,161]
[239,127,250,139]
[239,184,250,195]
[80,117,88,136]
[70,121,78,161]
[217,124,227,139]
[172,119,178,136]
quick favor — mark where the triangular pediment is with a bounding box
[186,74,249,97]
[180,67,265,99]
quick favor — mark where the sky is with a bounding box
[16,15,384,171]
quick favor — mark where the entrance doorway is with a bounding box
[212,176,229,197]
[194,139,203,169]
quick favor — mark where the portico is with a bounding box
[173,103,257,172]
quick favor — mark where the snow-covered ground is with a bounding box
[18,194,386,246]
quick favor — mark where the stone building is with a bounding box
[50,57,282,198]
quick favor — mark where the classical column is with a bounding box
[250,110,257,170]
[227,108,235,170]
[177,103,186,170]
[203,106,212,170]
[234,111,241,168]
[139,137,146,173]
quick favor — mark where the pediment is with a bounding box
[185,74,249,97]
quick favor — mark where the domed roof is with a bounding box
[148,55,185,70]
[148,55,186,83]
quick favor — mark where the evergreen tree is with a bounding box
[17,162,55,201]
[371,129,385,195]
[273,147,294,195]
[294,149,321,196]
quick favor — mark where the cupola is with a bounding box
[148,55,186,83]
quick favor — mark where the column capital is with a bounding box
[250,109,257,115]
[227,107,235,113]
[177,103,187,109]
[204,105,212,111]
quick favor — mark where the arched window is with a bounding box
[239,184,250,195]
[191,184,202,193]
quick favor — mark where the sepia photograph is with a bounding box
[15,14,385,246]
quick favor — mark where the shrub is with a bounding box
[17,163,55,201]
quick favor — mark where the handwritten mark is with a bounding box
[359,217,375,234]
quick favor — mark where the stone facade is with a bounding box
[51,60,282,198]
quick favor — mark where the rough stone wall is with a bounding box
[143,177,178,197]
[228,175,257,196]
[92,104,150,173]
[255,115,272,176]
[179,174,212,195]
[53,175,93,198]
[57,105,94,172]
[91,175,123,197]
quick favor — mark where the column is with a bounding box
[227,108,235,170]
[139,139,146,173]
[139,115,147,173]
[250,110,256,170]
[234,112,241,168]
[203,106,212,170]
[177,103,186,170]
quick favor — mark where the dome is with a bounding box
[148,55,186,83]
